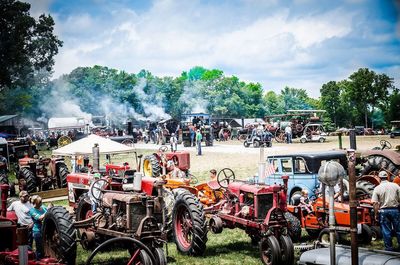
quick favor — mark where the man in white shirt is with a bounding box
[285,124,292,144]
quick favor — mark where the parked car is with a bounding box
[265,151,348,205]
[390,128,400,138]
[354,126,365,135]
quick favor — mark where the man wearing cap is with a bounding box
[8,190,33,246]
[372,171,400,251]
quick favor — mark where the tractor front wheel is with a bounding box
[172,189,207,256]
[279,235,294,265]
[358,224,373,244]
[57,163,69,188]
[42,206,77,265]
[371,226,382,241]
[143,154,161,178]
[259,236,281,265]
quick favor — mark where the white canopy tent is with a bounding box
[52,134,135,156]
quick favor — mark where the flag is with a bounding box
[265,162,276,177]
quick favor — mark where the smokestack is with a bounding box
[127,120,133,136]
[92,143,100,173]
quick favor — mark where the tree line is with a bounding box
[0,0,398,130]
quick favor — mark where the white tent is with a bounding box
[52,134,135,156]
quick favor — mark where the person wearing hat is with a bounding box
[372,171,400,251]
[196,129,202,156]
[7,190,33,247]
[88,173,102,213]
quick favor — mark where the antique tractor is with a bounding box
[287,195,374,244]
[171,168,295,265]
[0,184,64,264]
[47,172,168,265]
[143,146,190,178]
[17,155,69,194]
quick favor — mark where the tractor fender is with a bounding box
[360,150,400,165]
[264,207,286,227]
[357,175,381,186]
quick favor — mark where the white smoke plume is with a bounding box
[180,80,209,114]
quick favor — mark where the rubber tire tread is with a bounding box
[42,206,77,265]
[20,167,37,194]
[259,236,281,265]
[155,248,167,265]
[371,225,382,241]
[284,212,302,242]
[360,155,399,179]
[0,174,8,184]
[279,235,294,265]
[58,164,69,188]
[143,154,161,178]
[358,224,372,244]
[172,189,207,256]
[356,180,375,197]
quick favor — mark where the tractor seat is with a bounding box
[207,180,221,191]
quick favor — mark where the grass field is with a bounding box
[27,136,400,264]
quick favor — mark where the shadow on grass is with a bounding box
[203,240,260,259]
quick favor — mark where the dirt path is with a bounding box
[135,135,400,182]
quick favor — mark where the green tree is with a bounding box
[0,0,62,90]
[387,92,400,121]
[320,81,341,126]
[263,91,284,115]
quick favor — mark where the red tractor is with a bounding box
[17,155,69,194]
[143,146,190,178]
[171,169,295,265]
[0,184,63,264]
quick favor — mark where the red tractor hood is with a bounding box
[228,181,282,197]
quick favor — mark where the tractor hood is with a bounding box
[228,181,282,197]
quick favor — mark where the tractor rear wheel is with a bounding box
[279,235,294,265]
[356,180,375,197]
[371,226,382,241]
[172,189,207,256]
[359,155,399,179]
[358,224,372,244]
[284,212,302,242]
[143,154,161,178]
[19,167,37,194]
[259,236,281,265]
[57,163,69,189]
[42,206,77,265]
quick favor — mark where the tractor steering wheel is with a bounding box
[159,145,169,153]
[187,173,198,185]
[217,168,236,188]
[90,178,108,202]
[380,139,392,150]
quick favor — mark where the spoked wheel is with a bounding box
[259,236,281,265]
[58,136,72,147]
[90,178,108,203]
[172,189,207,256]
[217,168,236,188]
[274,130,286,143]
[85,237,157,265]
[42,206,77,265]
[122,139,135,147]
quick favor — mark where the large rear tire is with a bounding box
[172,189,207,256]
[57,163,69,189]
[356,180,375,197]
[19,167,37,194]
[143,154,161,178]
[42,206,77,265]
[360,155,399,179]
[358,224,372,244]
[284,212,302,242]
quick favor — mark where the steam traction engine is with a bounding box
[171,169,294,265]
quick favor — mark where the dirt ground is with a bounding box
[134,135,400,183]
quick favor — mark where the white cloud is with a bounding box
[30,0,398,98]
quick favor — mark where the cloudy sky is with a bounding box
[27,0,400,97]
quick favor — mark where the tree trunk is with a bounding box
[364,105,368,128]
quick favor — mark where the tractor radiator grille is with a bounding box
[257,194,273,220]
[128,202,146,232]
